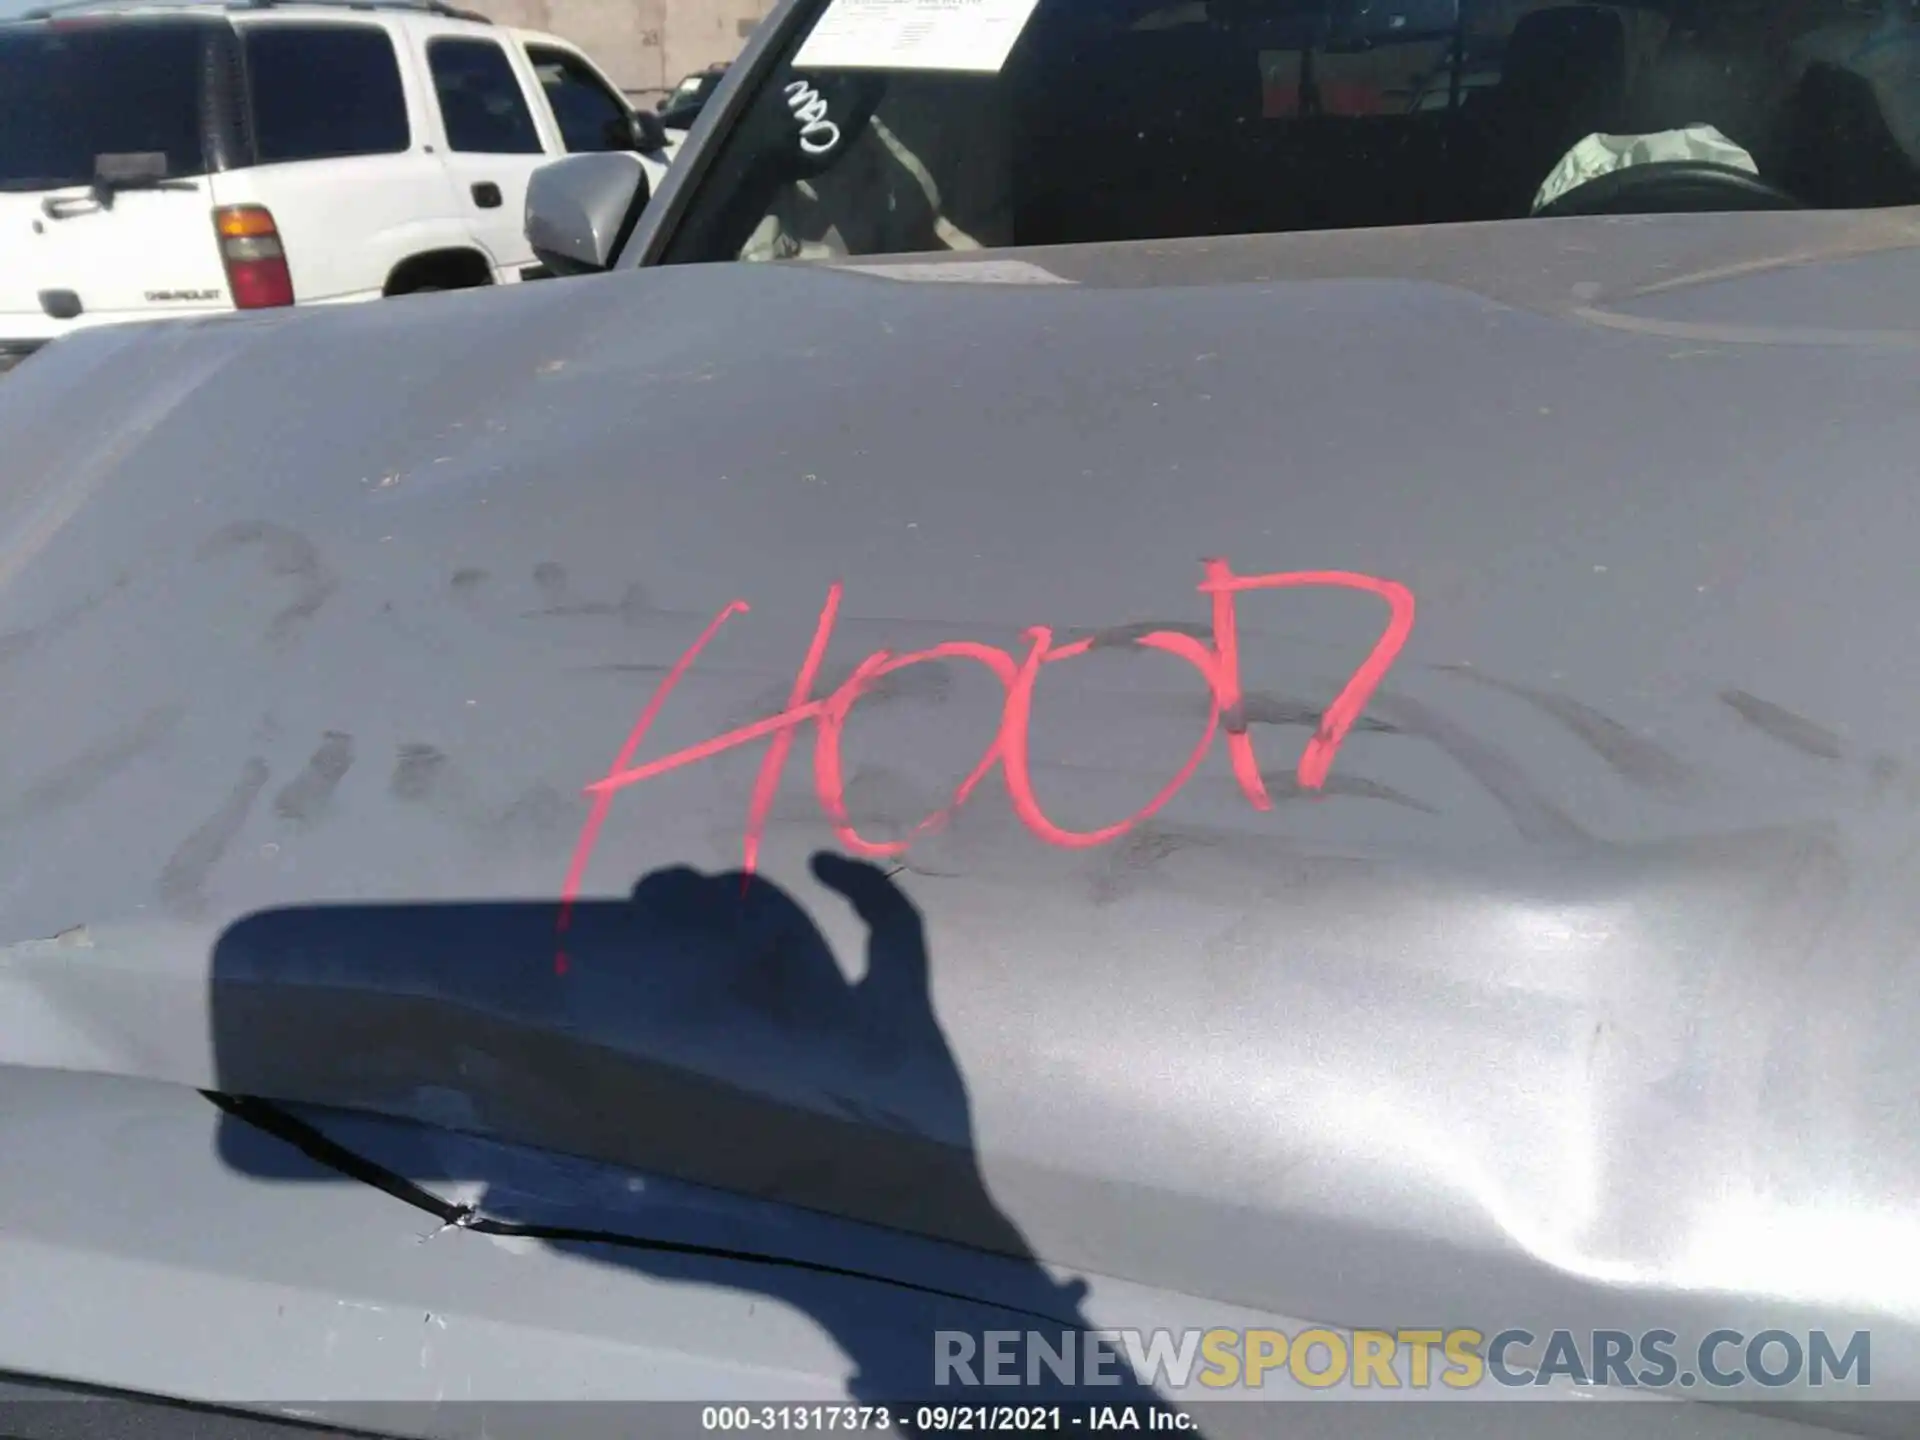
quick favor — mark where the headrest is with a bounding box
[1501,5,1627,100]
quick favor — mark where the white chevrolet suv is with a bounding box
[0,0,670,372]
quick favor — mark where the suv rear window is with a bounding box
[0,20,208,190]
[243,23,411,162]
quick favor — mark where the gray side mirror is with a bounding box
[524,152,651,275]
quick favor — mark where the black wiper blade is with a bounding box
[205,1093,1072,1327]
[34,158,198,216]
[94,176,199,193]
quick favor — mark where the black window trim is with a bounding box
[203,18,253,173]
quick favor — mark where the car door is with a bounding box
[216,19,462,303]
[422,34,551,275]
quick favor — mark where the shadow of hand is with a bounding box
[556,855,1179,1420]
[210,854,1190,1426]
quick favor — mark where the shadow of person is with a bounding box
[208,853,1197,1431]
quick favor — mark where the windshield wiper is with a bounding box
[205,1092,1074,1327]
[38,154,197,216]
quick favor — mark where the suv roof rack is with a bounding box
[14,0,490,22]
[236,0,494,23]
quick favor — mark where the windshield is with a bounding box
[0,20,210,191]
[660,0,1920,264]
[671,72,714,104]
[660,66,725,126]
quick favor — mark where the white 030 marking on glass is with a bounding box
[784,79,842,154]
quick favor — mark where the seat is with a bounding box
[1622,44,1771,149]
[1778,60,1920,208]
[1459,5,1629,217]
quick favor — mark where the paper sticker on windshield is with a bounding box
[793,0,1041,73]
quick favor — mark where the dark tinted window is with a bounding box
[428,38,542,154]
[527,44,632,152]
[244,24,410,162]
[662,0,1920,266]
[0,21,207,190]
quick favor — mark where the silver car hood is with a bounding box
[5,211,1920,1387]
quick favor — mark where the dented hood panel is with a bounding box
[5,214,1920,1384]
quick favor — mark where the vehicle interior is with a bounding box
[664,0,1920,263]
[1011,0,1920,239]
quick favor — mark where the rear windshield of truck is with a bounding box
[0,20,211,191]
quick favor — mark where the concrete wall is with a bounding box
[475,0,765,96]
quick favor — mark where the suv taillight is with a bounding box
[213,205,294,309]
